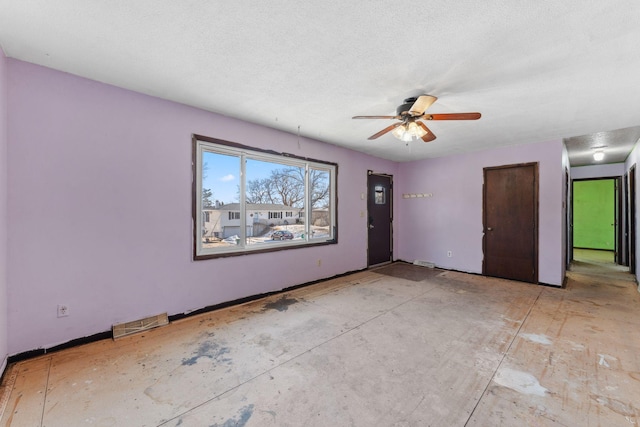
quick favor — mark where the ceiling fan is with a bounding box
[352,95,481,142]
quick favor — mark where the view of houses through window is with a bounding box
[194,137,336,258]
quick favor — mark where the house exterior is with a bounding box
[205,203,303,238]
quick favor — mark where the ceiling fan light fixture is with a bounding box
[392,121,427,142]
[391,124,414,142]
[593,150,605,161]
[392,125,406,139]
[400,130,413,142]
[407,121,427,138]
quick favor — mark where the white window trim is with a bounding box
[193,135,337,259]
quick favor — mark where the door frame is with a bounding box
[630,165,636,274]
[571,176,622,264]
[616,176,623,264]
[624,172,629,266]
[565,167,571,269]
[367,170,393,267]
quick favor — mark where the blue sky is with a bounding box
[202,152,288,204]
[202,151,238,204]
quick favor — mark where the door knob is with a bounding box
[487,227,493,231]
[369,224,375,229]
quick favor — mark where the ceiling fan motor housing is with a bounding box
[396,98,418,115]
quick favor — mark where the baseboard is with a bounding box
[7,266,368,364]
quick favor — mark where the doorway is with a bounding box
[367,171,393,267]
[483,163,538,283]
[572,178,622,265]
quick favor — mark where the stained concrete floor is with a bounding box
[1,262,639,426]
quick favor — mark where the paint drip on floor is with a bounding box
[182,341,231,366]
[493,368,548,396]
[598,353,617,368]
[520,333,552,345]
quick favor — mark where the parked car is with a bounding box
[272,230,294,240]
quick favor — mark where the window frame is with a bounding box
[192,134,338,260]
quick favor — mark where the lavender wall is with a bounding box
[0,47,8,369]
[395,140,565,286]
[6,59,397,355]
[5,57,571,356]
[561,144,570,278]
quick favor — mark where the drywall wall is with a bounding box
[625,141,640,281]
[0,46,8,370]
[395,139,565,286]
[573,180,615,250]
[561,143,570,277]
[571,163,625,180]
[6,59,397,355]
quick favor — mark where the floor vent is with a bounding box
[112,313,169,339]
[413,260,435,268]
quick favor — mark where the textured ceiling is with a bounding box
[565,126,640,167]
[1,1,639,163]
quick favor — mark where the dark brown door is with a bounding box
[483,163,538,283]
[368,172,392,266]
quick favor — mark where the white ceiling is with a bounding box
[1,1,640,163]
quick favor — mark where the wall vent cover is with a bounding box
[413,260,435,268]
[112,313,169,339]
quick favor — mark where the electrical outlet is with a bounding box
[447,251,452,258]
[57,304,69,317]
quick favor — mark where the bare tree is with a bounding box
[245,178,275,204]
[270,168,305,207]
[309,169,330,208]
[244,166,329,208]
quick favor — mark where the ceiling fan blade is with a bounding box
[417,121,437,142]
[352,115,400,119]
[409,95,438,116]
[368,122,403,140]
[426,112,482,121]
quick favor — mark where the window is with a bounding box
[375,185,386,204]
[193,135,337,259]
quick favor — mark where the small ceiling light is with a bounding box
[593,150,605,161]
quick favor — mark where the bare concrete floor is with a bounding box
[1,262,639,426]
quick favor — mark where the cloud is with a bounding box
[220,174,235,182]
